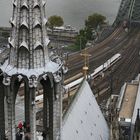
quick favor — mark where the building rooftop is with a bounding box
[119,83,138,120]
[117,74,140,125]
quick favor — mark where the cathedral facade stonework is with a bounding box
[0,0,66,139]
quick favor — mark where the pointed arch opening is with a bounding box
[21,2,29,10]
[33,2,40,9]
[34,45,43,50]
[34,41,43,50]
[33,21,41,29]
[19,41,29,51]
[20,20,29,30]
[40,76,54,135]
[39,73,62,139]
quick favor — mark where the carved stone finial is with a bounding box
[29,76,38,88]
[3,76,11,86]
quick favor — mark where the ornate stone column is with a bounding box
[0,75,5,139]
[53,82,63,140]
[3,76,21,140]
[3,77,16,140]
[28,76,37,140]
[24,79,30,126]
[41,77,49,135]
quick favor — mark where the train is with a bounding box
[65,53,121,92]
[33,53,121,102]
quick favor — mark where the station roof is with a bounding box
[119,83,138,122]
[62,79,109,140]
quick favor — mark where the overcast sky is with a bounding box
[0,0,120,28]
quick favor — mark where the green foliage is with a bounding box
[48,15,64,29]
[85,13,106,29]
[85,27,92,40]
[75,29,88,50]
[73,13,106,50]
[68,44,80,51]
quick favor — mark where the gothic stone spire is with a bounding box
[1,0,62,79]
[0,0,66,139]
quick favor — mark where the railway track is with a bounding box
[66,27,137,79]
[66,27,126,78]
[15,26,140,119]
[44,26,139,108]
[91,28,140,104]
[30,27,140,131]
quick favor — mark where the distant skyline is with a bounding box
[0,0,121,29]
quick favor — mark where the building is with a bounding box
[116,75,140,139]
[47,25,78,47]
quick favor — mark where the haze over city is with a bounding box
[0,0,120,29]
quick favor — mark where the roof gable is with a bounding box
[62,80,109,140]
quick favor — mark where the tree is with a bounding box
[75,29,87,50]
[85,13,106,29]
[71,13,107,51]
[85,27,92,40]
[48,15,64,31]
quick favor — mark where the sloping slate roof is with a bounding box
[62,80,109,140]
